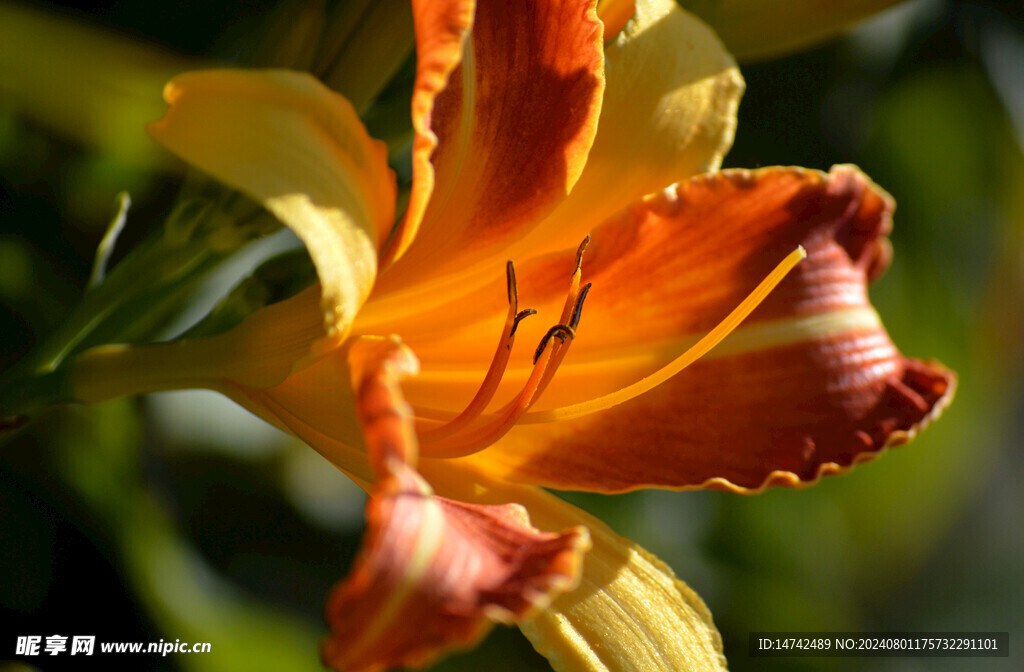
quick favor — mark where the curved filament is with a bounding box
[418,261,536,442]
[418,239,593,458]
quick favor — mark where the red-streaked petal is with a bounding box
[516,164,899,368]
[321,337,589,672]
[381,0,475,268]
[348,335,424,469]
[355,0,741,392]
[474,341,954,493]
[322,469,590,672]
[370,0,604,300]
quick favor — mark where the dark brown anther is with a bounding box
[569,283,591,330]
[574,234,591,272]
[533,324,576,365]
[511,309,537,339]
[505,260,518,308]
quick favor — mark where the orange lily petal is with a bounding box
[477,342,954,493]
[479,167,956,492]
[382,166,955,491]
[322,337,589,672]
[148,69,394,340]
[370,0,605,301]
[511,164,899,387]
[323,467,590,672]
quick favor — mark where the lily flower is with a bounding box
[68,0,955,669]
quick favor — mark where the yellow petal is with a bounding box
[420,460,727,672]
[507,0,743,260]
[148,69,395,339]
[682,0,905,62]
[522,544,725,672]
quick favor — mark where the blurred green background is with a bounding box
[1,0,1021,670]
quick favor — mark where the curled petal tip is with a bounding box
[321,470,590,672]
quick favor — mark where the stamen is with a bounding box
[419,328,565,457]
[419,237,593,458]
[417,261,533,442]
[520,246,807,424]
